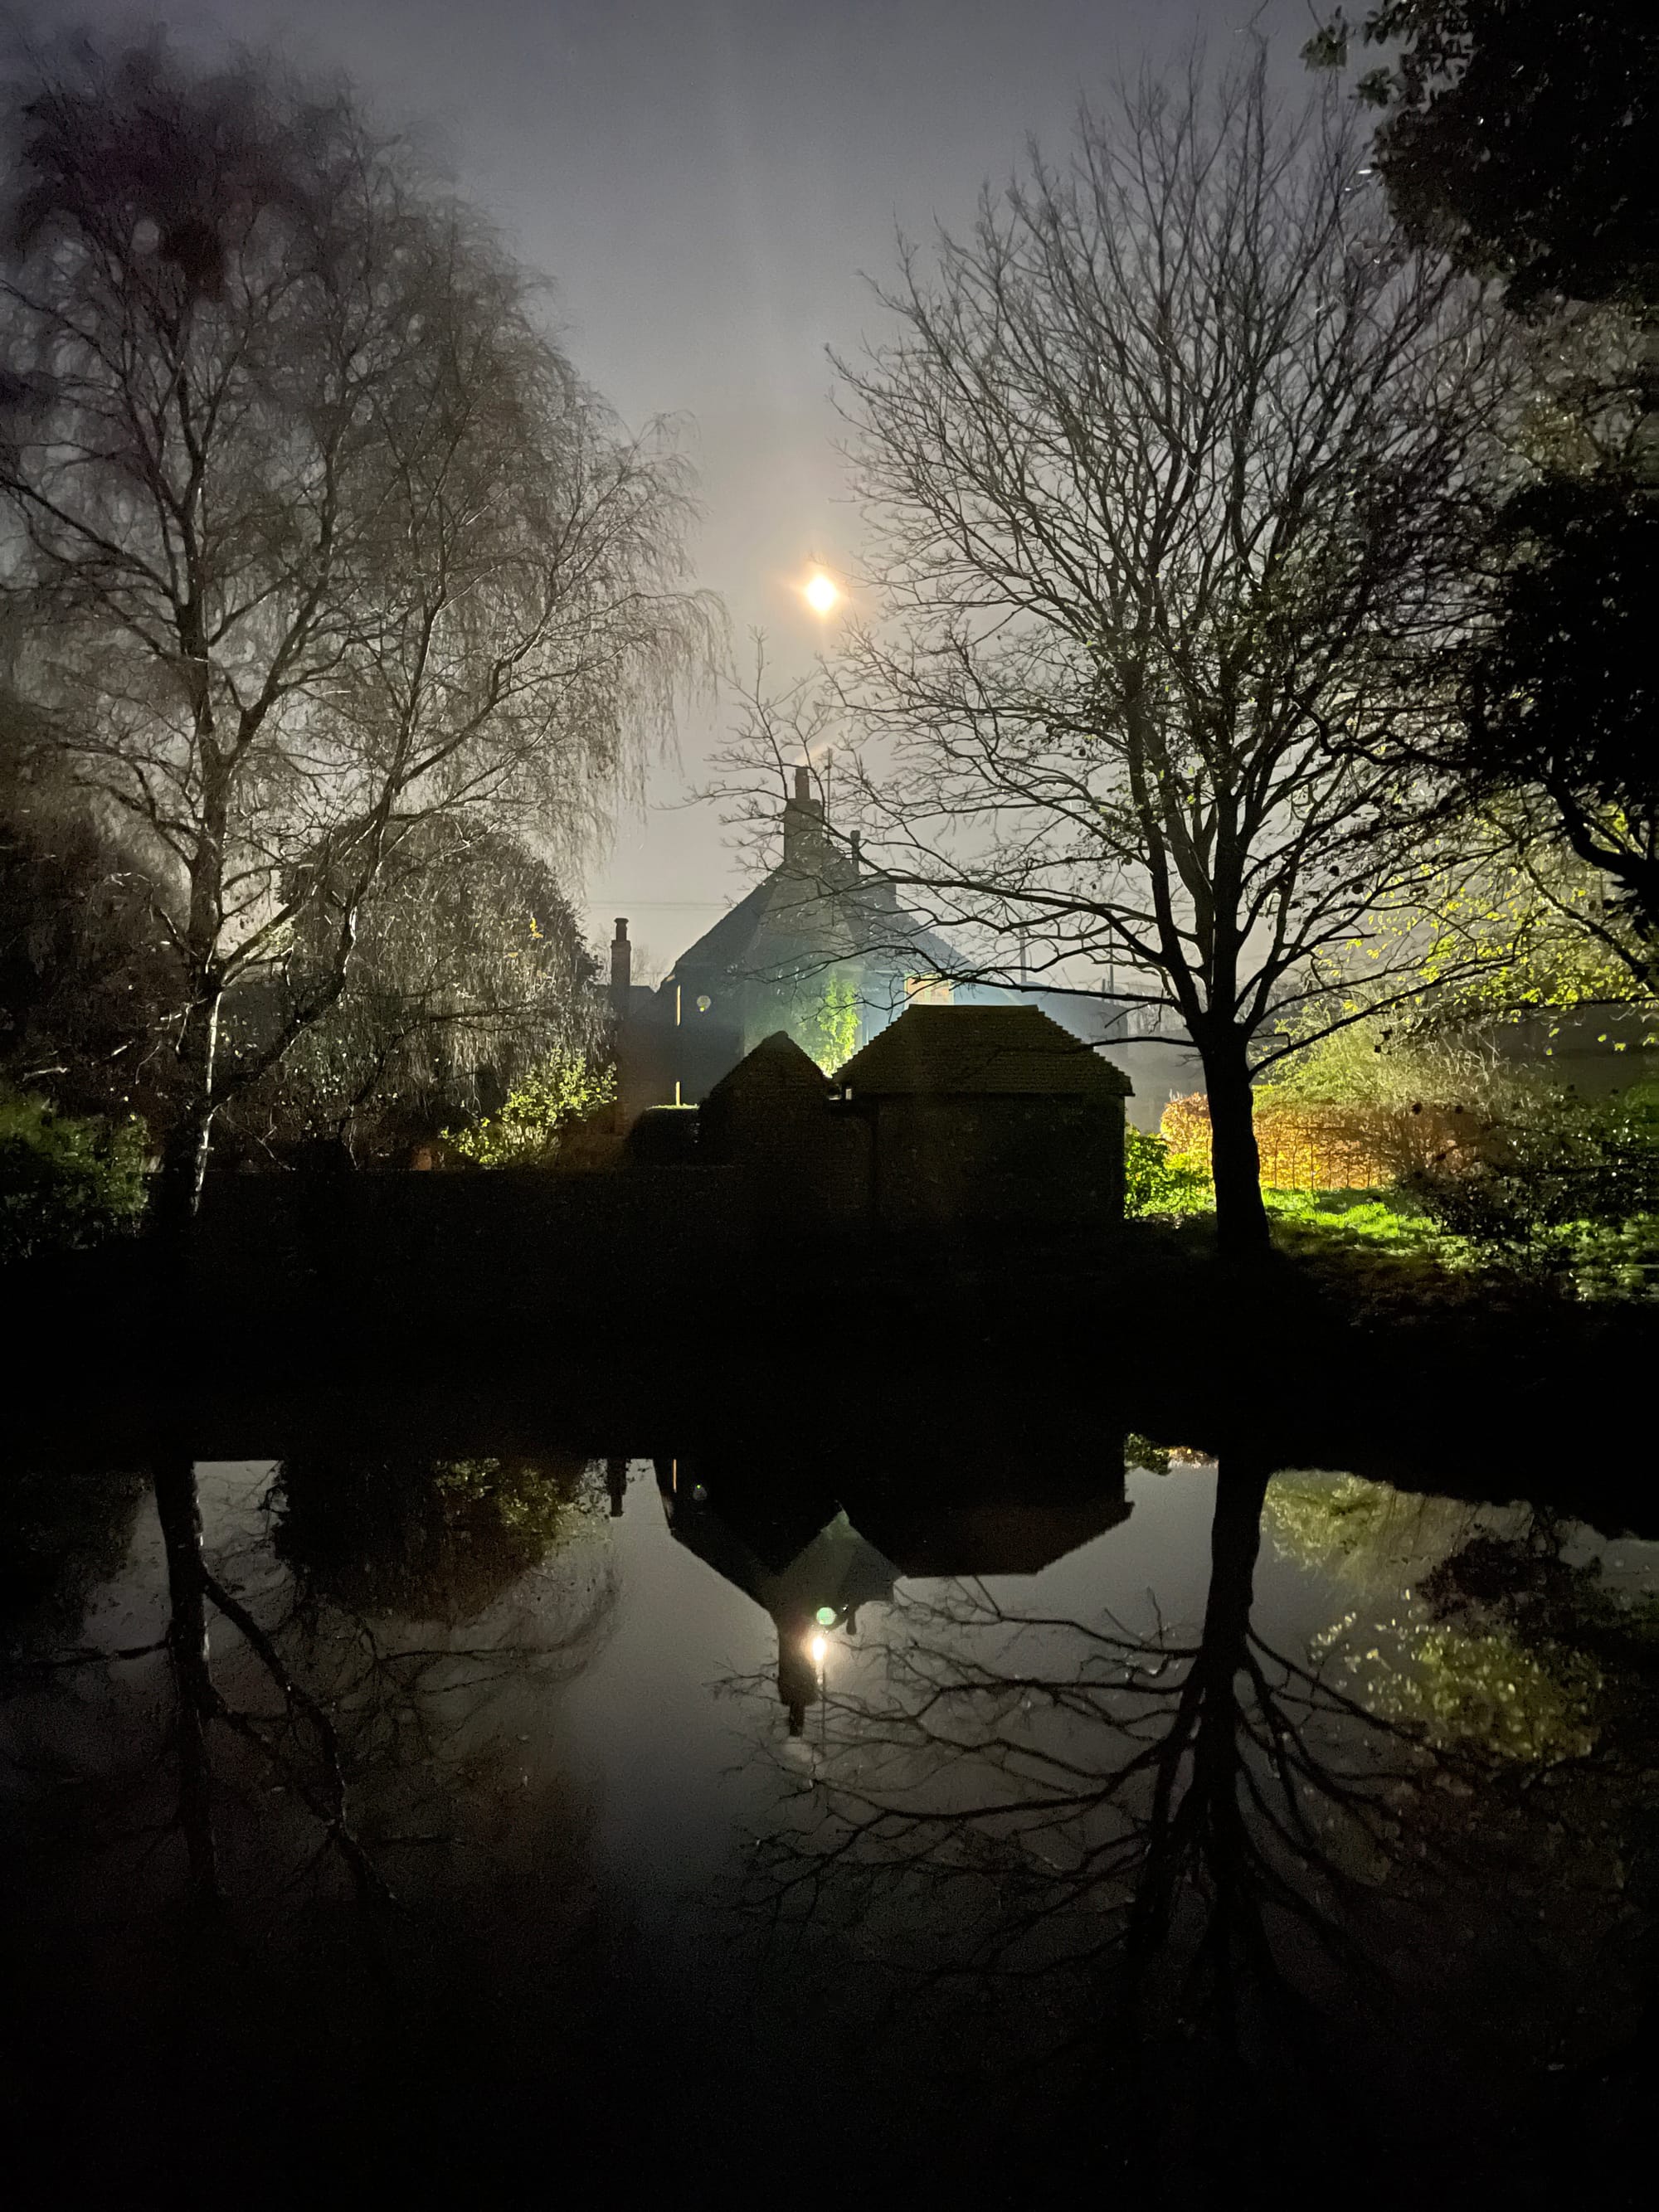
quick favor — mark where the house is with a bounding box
[608,767,985,1121]
[834,1003,1133,1228]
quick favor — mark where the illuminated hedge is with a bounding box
[1158,1091,1481,1193]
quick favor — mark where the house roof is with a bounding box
[669,877,781,980]
[834,1004,1134,1098]
[703,1030,831,1104]
[669,864,961,987]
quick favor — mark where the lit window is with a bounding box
[905,975,953,1006]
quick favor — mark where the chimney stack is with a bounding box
[849,831,862,878]
[781,762,825,874]
[609,916,632,1014]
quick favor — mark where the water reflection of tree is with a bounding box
[260,1451,617,1849]
[740,1465,1432,2035]
[272,1450,605,1621]
[0,1465,150,1644]
[34,1450,617,1914]
[731,1461,1659,2180]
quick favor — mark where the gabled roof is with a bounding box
[670,863,961,987]
[703,1030,831,1105]
[834,1004,1133,1098]
[669,878,782,980]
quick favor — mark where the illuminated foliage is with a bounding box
[443,1055,616,1168]
[0,1087,146,1262]
[1271,1471,1604,1763]
[800,972,860,1074]
[1348,1621,1601,1764]
[1122,1125,1209,1217]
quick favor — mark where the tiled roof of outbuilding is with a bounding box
[834,1005,1133,1098]
[703,1030,833,1101]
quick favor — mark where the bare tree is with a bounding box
[719,57,1505,1252]
[0,35,713,1230]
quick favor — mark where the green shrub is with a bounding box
[1561,1214,1659,1303]
[1123,1125,1210,1216]
[0,1089,147,1263]
[442,1055,615,1167]
[1404,1087,1659,1265]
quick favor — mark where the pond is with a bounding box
[3,1410,1657,2206]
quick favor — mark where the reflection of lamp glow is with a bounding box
[809,1632,828,1667]
[815,1606,836,1626]
[804,571,839,616]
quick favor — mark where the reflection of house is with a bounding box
[654,1460,898,1734]
[655,1446,1133,1734]
[609,768,987,1121]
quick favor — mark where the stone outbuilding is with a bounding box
[698,1029,868,1225]
[621,1004,1134,1235]
[833,1004,1132,1229]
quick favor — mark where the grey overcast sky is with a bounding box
[46,0,1301,970]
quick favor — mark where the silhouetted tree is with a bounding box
[1305,2,1658,314]
[718,60,1506,1252]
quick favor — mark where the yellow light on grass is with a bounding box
[804,571,839,616]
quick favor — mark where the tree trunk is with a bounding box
[153,1452,218,1904]
[153,988,221,1243]
[1200,1043,1271,1261]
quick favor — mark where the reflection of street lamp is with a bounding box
[809,1631,829,1750]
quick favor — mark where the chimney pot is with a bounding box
[793,765,811,805]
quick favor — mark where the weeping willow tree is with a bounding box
[0,33,714,1230]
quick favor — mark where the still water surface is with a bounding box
[3,1435,1657,2204]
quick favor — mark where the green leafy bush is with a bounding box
[1122,1125,1210,1216]
[442,1055,615,1167]
[0,1089,146,1264]
[1404,1087,1659,1266]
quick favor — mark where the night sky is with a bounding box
[55,0,1297,970]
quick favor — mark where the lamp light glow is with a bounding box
[804,571,839,616]
[809,1632,828,1667]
